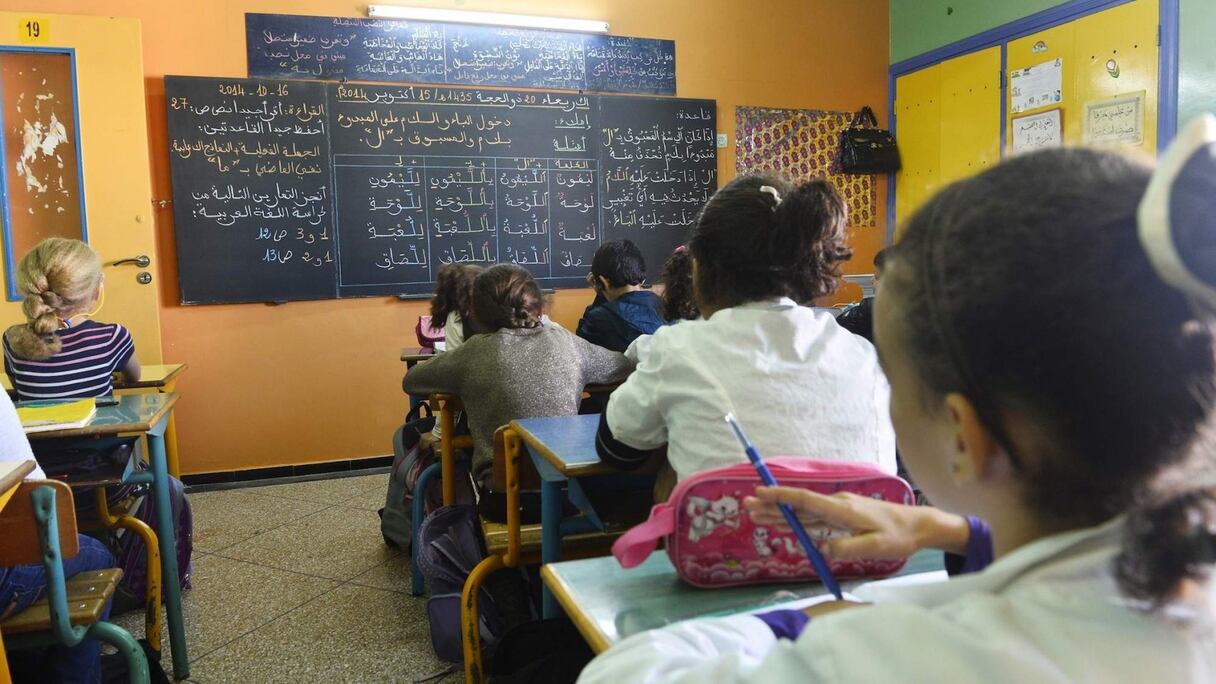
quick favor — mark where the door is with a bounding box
[894,64,942,230]
[939,46,1002,187]
[0,13,162,362]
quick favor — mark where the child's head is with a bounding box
[9,238,102,360]
[430,263,482,323]
[590,240,647,293]
[472,264,544,332]
[660,246,699,321]
[689,174,851,312]
[877,147,1215,611]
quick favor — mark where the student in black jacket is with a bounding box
[576,240,667,352]
[836,247,888,342]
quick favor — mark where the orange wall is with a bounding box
[0,0,890,473]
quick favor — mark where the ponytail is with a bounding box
[1115,486,1216,612]
[4,238,102,361]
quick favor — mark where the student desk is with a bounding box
[542,549,946,653]
[3,363,189,479]
[25,393,190,680]
[0,459,36,683]
[400,346,436,367]
[509,414,628,618]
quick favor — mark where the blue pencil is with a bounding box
[725,413,843,600]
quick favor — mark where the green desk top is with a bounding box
[23,393,179,439]
[511,414,606,475]
[542,549,945,653]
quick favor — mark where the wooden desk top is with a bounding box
[0,460,36,498]
[542,549,946,654]
[24,393,179,439]
[2,362,186,394]
[510,414,611,477]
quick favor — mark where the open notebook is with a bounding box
[16,398,97,433]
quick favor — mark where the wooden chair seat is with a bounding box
[480,518,629,556]
[1,568,123,634]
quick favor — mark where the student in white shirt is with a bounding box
[597,175,896,487]
[579,135,1216,682]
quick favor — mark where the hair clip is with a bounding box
[759,185,782,209]
[673,244,688,254]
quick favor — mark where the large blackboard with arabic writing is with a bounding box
[165,76,715,304]
[245,13,676,96]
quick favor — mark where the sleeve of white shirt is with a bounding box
[578,614,832,684]
[605,331,669,449]
[444,312,465,351]
[0,390,43,480]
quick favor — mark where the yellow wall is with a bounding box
[0,0,891,473]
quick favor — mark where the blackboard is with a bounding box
[165,76,716,305]
[246,13,676,95]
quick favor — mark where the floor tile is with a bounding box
[348,554,413,595]
[249,474,385,506]
[213,505,401,581]
[190,490,332,553]
[339,474,391,512]
[111,553,341,661]
[188,584,449,683]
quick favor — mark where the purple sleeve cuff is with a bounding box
[944,516,994,576]
[756,609,810,640]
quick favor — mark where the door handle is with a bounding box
[108,255,151,268]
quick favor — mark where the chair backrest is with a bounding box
[0,480,78,566]
[492,425,541,491]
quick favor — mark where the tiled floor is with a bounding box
[113,472,453,683]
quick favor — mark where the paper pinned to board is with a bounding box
[1011,108,1063,154]
[1083,91,1145,147]
[1010,58,1063,114]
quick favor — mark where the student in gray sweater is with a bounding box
[403,264,634,494]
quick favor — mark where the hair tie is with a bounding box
[1139,115,1216,306]
[759,185,782,209]
[673,244,688,255]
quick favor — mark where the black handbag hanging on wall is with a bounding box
[840,106,902,174]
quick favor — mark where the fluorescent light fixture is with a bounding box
[366,5,609,33]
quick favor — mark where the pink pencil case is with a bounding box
[612,457,915,588]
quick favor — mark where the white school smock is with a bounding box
[0,389,43,480]
[606,298,896,480]
[578,518,1216,683]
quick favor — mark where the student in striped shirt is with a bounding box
[3,238,140,400]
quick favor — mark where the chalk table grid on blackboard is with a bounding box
[166,76,716,305]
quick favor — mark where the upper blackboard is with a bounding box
[245,13,676,95]
[165,76,715,305]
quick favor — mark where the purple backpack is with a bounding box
[416,504,501,662]
[116,474,193,598]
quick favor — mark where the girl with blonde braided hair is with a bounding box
[4,238,140,399]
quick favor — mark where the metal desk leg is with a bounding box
[147,412,189,679]
[160,381,182,480]
[539,477,563,619]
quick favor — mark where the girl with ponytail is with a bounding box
[597,174,896,486]
[580,122,1216,683]
[4,238,140,399]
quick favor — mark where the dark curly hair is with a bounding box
[660,248,699,321]
[689,174,851,310]
[430,264,482,323]
[471,264,543,332]
[889,147,1216,613]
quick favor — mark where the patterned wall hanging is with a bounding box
[735,106,877,227]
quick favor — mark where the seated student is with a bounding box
[578,145,1216,682]
[576,240,666,352]
[597,175,897,485]
[658,246,700,322]
[0,389,116,684]
[430,263,483,352]
[403,264,634,502]
[3,238,139,399]
[835,247,886,342]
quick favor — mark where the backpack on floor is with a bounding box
[115,473,194,599]
[416,504,502,663]
[379,403,437,549]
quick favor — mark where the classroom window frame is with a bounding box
[885,0,1180,243]
[0,45,90,302]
